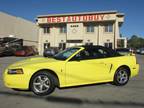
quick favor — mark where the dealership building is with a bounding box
[37,10,126,55]
[0,11,38,47]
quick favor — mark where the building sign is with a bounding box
[47,14,105,23]
[39,14,116,24]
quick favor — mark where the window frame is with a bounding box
[43,27,50,34]
[60,26,67,33]
[104,24,113,33]
[86,25,95,33]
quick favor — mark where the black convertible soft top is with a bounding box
[80,45,121,57]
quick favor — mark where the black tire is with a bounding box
[30,71,56,96]
[113,68,130,86]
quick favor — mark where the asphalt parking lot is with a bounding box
[0,55,144,108]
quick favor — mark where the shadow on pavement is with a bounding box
[0,91,144,107]
[46,96,144,107]
[0,91,40,99]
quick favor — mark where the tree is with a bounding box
[128,35,144,48]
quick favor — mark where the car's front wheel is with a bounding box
[113,68,130,86]
[30,71,56,96]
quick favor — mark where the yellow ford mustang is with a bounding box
[3,46,139,96]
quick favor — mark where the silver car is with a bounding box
[140,48,144,54]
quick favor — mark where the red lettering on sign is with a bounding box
[83,15,87,21]
[45,14,106,23]
[51,17,56,23]
[62,17,66,22]
[72,16,77,22]
[47,17,51,23]
[67,16,71,22]
[88,15,93,21]
[57,17,61,23]
[100,14,105,20]
[77,16,81,21]
[94,15,99,21]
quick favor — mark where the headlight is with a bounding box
[8,69,23,74]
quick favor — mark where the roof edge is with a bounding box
[37,10,118,18]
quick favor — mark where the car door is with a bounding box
[65,47,112,86]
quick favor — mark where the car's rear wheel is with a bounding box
[30,71,55,96]
[113,68,130,86]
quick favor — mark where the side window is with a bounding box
[70,49,91,60]
[81,50,90,59]
[97,48,112,58]
[70,47,113,61]
[71,49,100,60]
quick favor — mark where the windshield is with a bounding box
[54,48,80,60]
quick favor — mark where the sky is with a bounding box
[0,0,144,38]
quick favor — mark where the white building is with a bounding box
[37,10,126,55]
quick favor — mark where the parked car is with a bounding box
[136,49,141,54]
[43,48,59,57]
[32,46,39,55]
[15,46,36,56]
[139,48,144,54]
[115,48,132,55]
[0,47,15,57]
[0,47,5,56]
[3,45,139,96]
[136,48,144,54]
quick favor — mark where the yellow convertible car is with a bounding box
[3,46,139,96]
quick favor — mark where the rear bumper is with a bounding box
[131,64,139,77]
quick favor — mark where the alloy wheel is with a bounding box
[33,75,51,93]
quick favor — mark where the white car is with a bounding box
[140,48,144,54]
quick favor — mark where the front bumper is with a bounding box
[3,68,31,90]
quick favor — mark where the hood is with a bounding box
[8,57,59,68]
